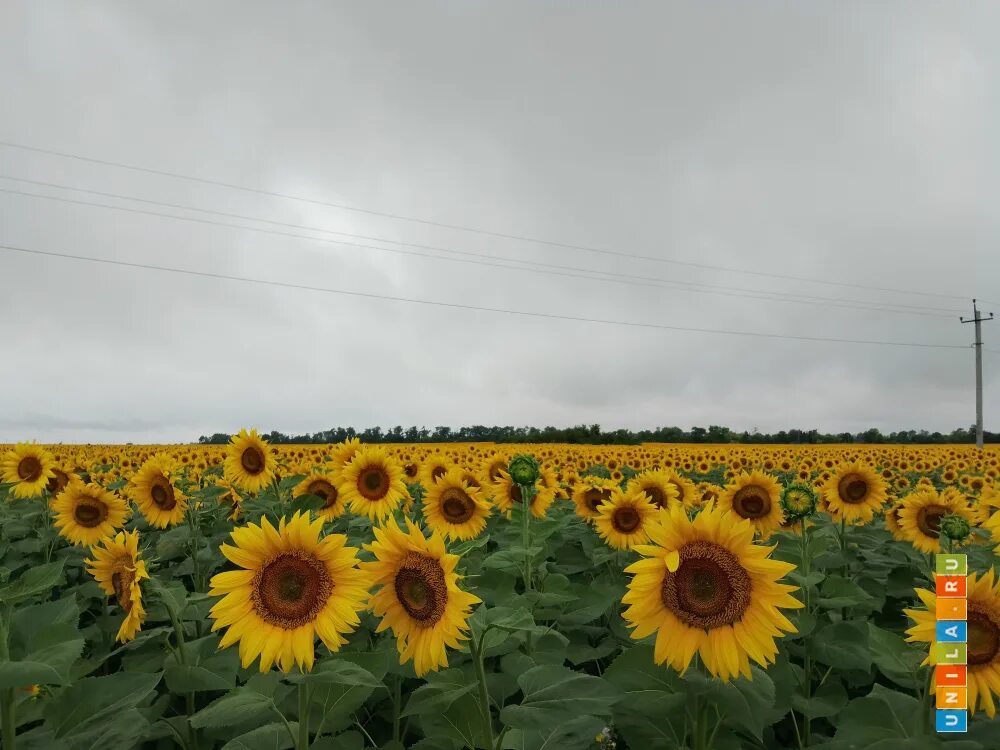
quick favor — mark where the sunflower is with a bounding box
[490,469,555,519]
[208,512,370,673]
[625,471,680,511]
[329,438,363,472]
[572,477,621,521]
[897,487,972,554]
[418,453,453,490]
[1,442,56,499]
[293,471,348,522]
[51,480,130,546]
[362,517,481,677]
[338,447,409,522]
[224,429,277,494]
[621,501,803,682]
[884,503,908,542]
[663,470,701,510]
[422,469,492,541]
[905,570,1000,717]
[718,471,785,538]
[45,465,73,498]
[480,452,509,485]
[85,530,149,643]
[821,462,888,526]
[593,490,658,550]
[130,456,187,528]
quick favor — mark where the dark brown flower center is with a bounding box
[732,485,771,519]
[661,541,752,630]
[73,498,107,528]
[968,609,1000,666]
[642,485,667,509]
[510,483,524,504]
[46,469,70,495]
[150,477,177,511]
[440,487,475,524]
[307,479,337,506]
[668,480,685,505]
[17,456,42,482]
[394,552,448,625]
[404,463,419,480]
[240,446,265,474]
[916,504,948,539]
[488,461,505,482]
[358,466,390,500]
[612,506,641,533]
[431,465,448,482]
[112,568,135,612]
[252,551,332,628]
[838,474,869,504]
[583,488,611,513]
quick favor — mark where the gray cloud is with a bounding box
[1,0,997,443]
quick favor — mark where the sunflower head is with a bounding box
[339,446,408,522]
[593,489,658,550]
[51,480,130,546]
[423,468,492,541]
[940,513,972,543]
[625,471,681,511]
[780,483,817,521]
[822,462,887,526]
[718,471,785,539]
[130,456,188,528]
[224,429,277,494]
[1,442,57,499]
[572,477,621,521]
[293,470,347,521]
[85,530,149,643]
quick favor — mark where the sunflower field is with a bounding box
[1,435,1000,750]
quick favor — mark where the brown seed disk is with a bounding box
[732,485,771,519]
[241,447,265,474]
[440,487,475,524]
[358,467,390,500]
[431,465,447,482]
[661,540,752,630]
[584,488,611,513]
[307,479,337,505]
[74,498,108,528]
[916,504,948,539]
[252,551,332,629]
[112,567,136,612]
[643,485,667,509]
[967,608,1000,666]
[46,469,70,495]
[393,552,448,626]
[837,474,869,504]
[150,476,177,511]
[17,456,42,482]
[612,506,641,533]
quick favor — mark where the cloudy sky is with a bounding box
[1,1,998,443]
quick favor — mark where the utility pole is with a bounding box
[961,299,994,450]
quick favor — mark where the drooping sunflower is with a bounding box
[339,446,408,522]
[906,570,1000,717]
[130,456,187,528]
[85,530,149,643]
[572,477,621,521]
[1,442,56,499]
[422,469,492,541]
[362,517,481,677]
[625,471,681,511]
[224,429,277,494]
[593,489,659,550]
[621,501,803,682]
[897,487,972,554]
[821,461,887,526]
[208,512,370,673]
[51,481,130,546]
[293,471,348,521]
[718,471,785,539]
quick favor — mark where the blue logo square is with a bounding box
[936,709,968,733]
[936,621,968,643]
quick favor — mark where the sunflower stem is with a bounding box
[297,682,310,750]
[471,633,496,750]
[919,665,934,735]
[838,518,848,622]
[0,604,16,750]
[392,674,402,745]
[801,521,813,747]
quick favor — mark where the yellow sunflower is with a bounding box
[422,469,492,541]
[339,446,409,522]
[593,490,659,550]
[208,512,370,673]
[625,471,681,511]
[130,456,187,528]
[884,503,908,542]
[418,453,453,489]
[821,462,888,526]
[1,442,56,499]
[489,469,555,519]
[362,517,481,677]
[906,570,1000,717]
[85,530,149,643]
[329,437,363,472]
[51,480,130,546]
[663,470,702,510]
[621,501,803,682]
[293,471,348,521]
[44,465,74,498]
[718,471,785,539]
[572,477,621,521]
[224,429,277,494]
[897,487,972,554]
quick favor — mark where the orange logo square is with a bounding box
[936,666,967,687]
[936,687,968,709]
[937,599,968,620]
[936,576,967,598]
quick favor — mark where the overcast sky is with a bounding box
[1,1,999,444]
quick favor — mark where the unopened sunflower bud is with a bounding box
[508,455,541,486]
[940,514,971,542]
[780,483,817,521]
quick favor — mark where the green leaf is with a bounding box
[190,690,278,729]
[817,576,876,609]
[290,660,382,689]
[500,715,607,750]
[500,665,621,732]
[0,560,65,604]
[402,669,477,717]
[791,678,848,719]
[221,721,297,750]
[164,664,235,693]
[43,671,162,741]
[0,661,63,689]
[810,621,872,671]
[867,623,925,690]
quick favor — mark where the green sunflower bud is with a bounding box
[780,483,817,521]
[940,514,971,542]
[508,455,541,486]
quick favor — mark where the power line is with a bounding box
[0,183,959,321]
[0,242,971,350]
[0,139,986,304]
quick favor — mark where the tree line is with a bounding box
[197,424,999,445]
